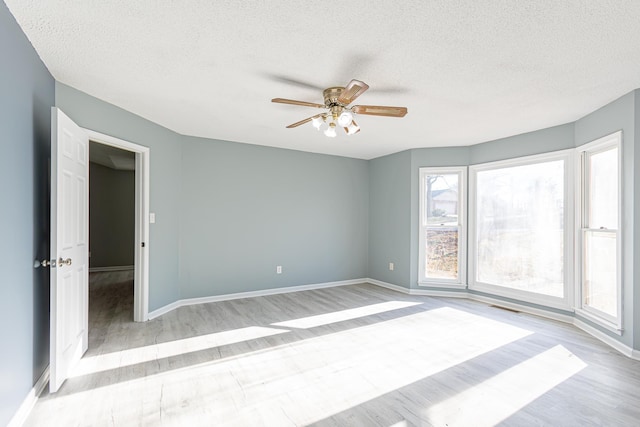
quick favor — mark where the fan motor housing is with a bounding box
[323,87,345,106]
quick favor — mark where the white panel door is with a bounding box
[50,108,89,393]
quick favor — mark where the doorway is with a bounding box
[88,141,135,321]
[85,130,150,322]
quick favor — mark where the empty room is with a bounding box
[3,1,640,426]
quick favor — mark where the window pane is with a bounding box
[423,173,460,281]
[425,227,458,279]
[589,147,618,229]
[424,174,459,224]
[476,160,564,297]
[583,231,617,317]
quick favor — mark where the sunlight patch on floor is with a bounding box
[423,345,587,426]
[271,300,421,329]
[38,307,534,426]
[71,326,290,377]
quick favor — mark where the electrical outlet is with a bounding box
[276,265,282,274]
[389,262,394,271]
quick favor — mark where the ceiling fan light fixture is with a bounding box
[337,110,353,127]
[346,121,360,135]
[324,123,337,138]
[311,116,324,130]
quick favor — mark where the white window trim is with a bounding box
[418,166,467,288]
[575,131,623,332]
[468,149,575,311]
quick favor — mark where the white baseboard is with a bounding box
[468,293,574,324]
[147,300,181,320]
[89,265,134,273]
[148,278,368,320]
[8,367,49,427]
[574,318,639,361]
[411,288,468,298]
[365,279,466,298]
[365,279,411,294]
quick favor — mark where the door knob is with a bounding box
[35,259,56,268]
[58,257,72,266]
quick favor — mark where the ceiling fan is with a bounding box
[271,79,408,137]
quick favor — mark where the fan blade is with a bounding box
[352,105,408,117]
[337,79,369,105]
[286,114,323,129]
[272,98,326,109]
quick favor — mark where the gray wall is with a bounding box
[89,162,135,268]
[55,82,182,311]
[179,136,369,298]
[0,3,54,425]
[469,123,575,164]
[368,151,412,287]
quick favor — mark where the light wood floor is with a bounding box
[26,277,640,426]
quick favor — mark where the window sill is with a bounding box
[469,282,572,311]
[575,308,622,335]
[418,281,466,289]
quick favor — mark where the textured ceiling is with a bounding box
[6,1,640,159]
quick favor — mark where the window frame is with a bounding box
[418,166,467,288]
[468,150,575,310]
[575,131,623,332]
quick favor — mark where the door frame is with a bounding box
[85,129,150,322]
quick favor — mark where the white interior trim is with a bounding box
[575,131,624,331]
[365,278,411,294]
[85,129,150,322]
[89,265,134,273]
[367,279,469,298]
[148,278,368,320]
[417,166,467,286]
[468,293,574,324]
[468,149,575,310]
[7,367,49,427]
[575,308,623,335]
[574,318,637,361]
